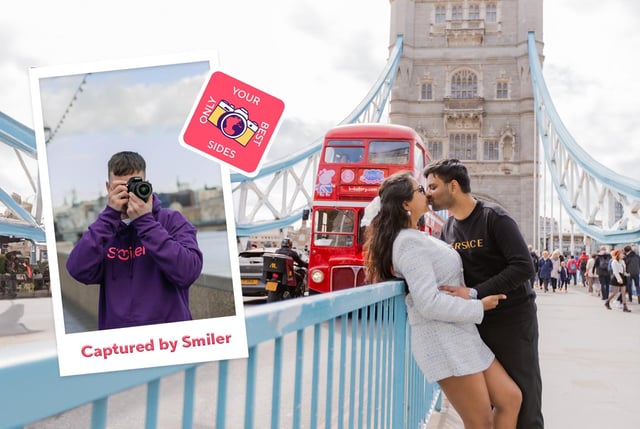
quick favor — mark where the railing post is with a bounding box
[391,292,407,428]
[90,397,108,429]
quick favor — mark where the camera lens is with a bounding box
[127,177,153,202]
[138,184,150,195]
[136,183,152,201]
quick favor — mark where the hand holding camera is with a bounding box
[125,177,153,220]
[107,176,153,219]
[107,180,130,213]
[126,177,153,202]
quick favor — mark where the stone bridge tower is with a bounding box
[388,0,543,245]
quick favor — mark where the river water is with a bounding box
[196,229,233,277]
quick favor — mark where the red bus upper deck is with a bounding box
[308,123,442,294]
[313,123,427,202]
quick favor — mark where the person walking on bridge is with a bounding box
[425,158,544,429]
[594,246,612,301]
[364,171,522,429]
[537,250,552,293]
[549,250,561,293]
[577,251,589,285]
[566,256,578,286]
[605,249,630,312]
[559,260,569,293]
[585,253,597,295]
[623,245,640,303]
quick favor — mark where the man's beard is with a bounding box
[428,199,442,211]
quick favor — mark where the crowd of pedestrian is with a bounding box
[529,245,640,313]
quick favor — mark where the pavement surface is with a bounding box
[427,282,640,428]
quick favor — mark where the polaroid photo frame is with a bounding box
[29,53,248,376]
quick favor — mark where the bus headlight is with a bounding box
[310,269,325,283]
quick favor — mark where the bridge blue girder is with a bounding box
[0,112,45,243]
[528,32,640,244]
[0,111,37,157]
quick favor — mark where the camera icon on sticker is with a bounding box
[208,100,259,147]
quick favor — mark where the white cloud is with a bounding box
[2,0,390,125]
[544,0,640,180]
[33,59,224,207]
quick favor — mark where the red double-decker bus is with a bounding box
[307,123,443,294]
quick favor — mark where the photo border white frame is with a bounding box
[29,52,249,376]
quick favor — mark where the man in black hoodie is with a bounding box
[594,246,612,300]
[424,159,542,429]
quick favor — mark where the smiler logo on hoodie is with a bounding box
[107,245,146,261]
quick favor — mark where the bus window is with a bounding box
[325,146,364,164]
[357,208,366,245]
[313,208,355,247]
[368,141,410,164]
[414,143,426,174]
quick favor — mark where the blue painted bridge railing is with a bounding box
[1,281,441,429]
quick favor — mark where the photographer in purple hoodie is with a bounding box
[66,151,203,330]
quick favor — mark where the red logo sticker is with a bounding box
[180,71,285,176]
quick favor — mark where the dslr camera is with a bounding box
[126,177,153,202]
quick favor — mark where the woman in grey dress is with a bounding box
[364,172,521,429]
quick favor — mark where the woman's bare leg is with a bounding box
[621,287,631,311]
[605,286,620,308]
[438,372,493,429]
[483,359,522,429]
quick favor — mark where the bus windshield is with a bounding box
[367,140,410,164]
[323,140,411,165]
[313,208,356,247]
[324,140,364,164]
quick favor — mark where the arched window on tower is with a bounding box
[419,73,435,100]
[469,4,480,20]
[435,6,446,23]
[420,82,433,100]
[452,5,463,20]
[486,4,497,22]
[451,70,478,99]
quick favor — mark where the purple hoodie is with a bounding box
[66,195,203,330]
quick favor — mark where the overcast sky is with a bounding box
[1,0,639,214]
[32,58,224,207]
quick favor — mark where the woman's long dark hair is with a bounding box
[364,172,415,283]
